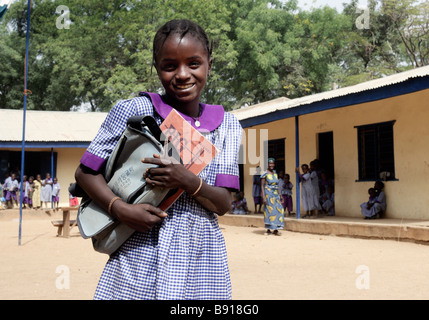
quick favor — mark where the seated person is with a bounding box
[321,185,335,216]
[360,181,386,219]
[231,191,250,215]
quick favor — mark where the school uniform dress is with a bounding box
[261,171,284,230]
[360,191,386,218]
[322,192,335,216]
[52,183,60,203]
[310,171,322,210]
[232,198,247,215]
[80,92,242,300]
[41,178,52,202]
[300,173,316,212]
[252,175,262,205]
[32,180,42,207]
[4,177,18,201]
[22,181,32,205]
[282,181,293,213]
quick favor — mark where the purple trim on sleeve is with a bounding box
[140,92,225,132]
[215,174,240,191]
[80,151,106,172]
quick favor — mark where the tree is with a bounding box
[383,0,429,67]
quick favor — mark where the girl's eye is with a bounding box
[162,63,176,71]
[189,61,201,68]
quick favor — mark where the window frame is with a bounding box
[355,120,397,182]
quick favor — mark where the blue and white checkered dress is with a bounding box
[82,94,242,300]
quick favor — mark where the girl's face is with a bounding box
[302,166,309,173]
[268,161,275,170]
[155,34,212,111]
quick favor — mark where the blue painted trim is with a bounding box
[240,76,429,128]
[295,116,300,219]
[355,179,399,182]
[0,142,90,148]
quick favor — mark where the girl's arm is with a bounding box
[143,155,232,215]
[75,164,168,232]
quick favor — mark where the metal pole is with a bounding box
[18,0,32,246]
[51,147,54,209]
[295,116,300,219]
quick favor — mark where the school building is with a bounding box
[231,65,429,220]
[0,109,107,206]
[1,66,429,219]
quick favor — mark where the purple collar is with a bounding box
[140,92,225,132]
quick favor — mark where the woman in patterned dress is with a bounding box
[261,158,285,235]
[74,20,242,300]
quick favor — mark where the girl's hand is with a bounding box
[111,200,167,232]
[142,154,197,193]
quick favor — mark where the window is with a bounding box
[356,121,396,181]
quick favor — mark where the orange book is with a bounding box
[158,109,218,211]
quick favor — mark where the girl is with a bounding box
[52,177,60,210]
[261,158,284,235]
[360,187,378,219]
[41,173,52,209]
[360,181,386,219]
[282,173,294,216]
[296,164,318,218]
[252,166,263,213]
[27,176,34,209]
[32,174,42,210]
[21,175,32,209]
[309,160,322,215]
[231,191,249,215]
[74,20,242,300]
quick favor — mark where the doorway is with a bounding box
[317,132,334,179]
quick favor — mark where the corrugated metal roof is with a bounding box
[0,109,108,142]
[231,65,429,121]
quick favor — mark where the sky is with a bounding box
[295,0,369,12]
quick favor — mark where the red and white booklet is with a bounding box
[158,109,218,211]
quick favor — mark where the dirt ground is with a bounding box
[1,209,429,300]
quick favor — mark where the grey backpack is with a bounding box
[76,115,180,255]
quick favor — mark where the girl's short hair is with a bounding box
[153,19,213,66]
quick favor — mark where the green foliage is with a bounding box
[0,0,427,112]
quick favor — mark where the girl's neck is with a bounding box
[163,95,200,118]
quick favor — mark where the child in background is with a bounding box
[5,173,19,209]
[21,175,32,209]
[27,176,34,209]
[52,177,61,210]
[296,164,317,218]
[282,173,294,216]
[360,187,377,219]
[309,160,322,216]
[231,191,250,215]
[69,183,79,207]
[0,183,5,210]
[321,185,335,216]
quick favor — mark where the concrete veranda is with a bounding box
[219,213,429,245]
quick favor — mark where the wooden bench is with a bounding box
[51,220,77,237]
[51,206,79,238]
